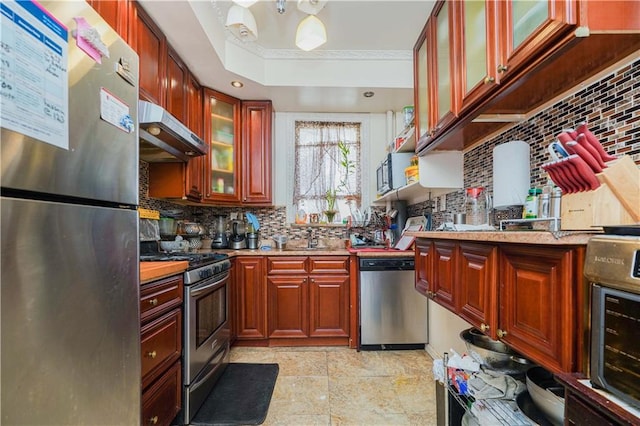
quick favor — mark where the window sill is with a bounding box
[290,223,346,228]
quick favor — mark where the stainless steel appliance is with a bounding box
[359,257,428,349]
[1,1,140,424]
[138,100,207,162]
[376,152,413,195]
[140,244,232,424]
[585,231,640,409]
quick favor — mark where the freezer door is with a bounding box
[1,197,140,425]
[0,1,139,205]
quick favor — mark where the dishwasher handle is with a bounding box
[359,257,415,271]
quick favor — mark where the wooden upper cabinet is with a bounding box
[413,21,431,150]
[431,1,458,135]
[203,89,242,204]
[241,101,273,205]
[185,73,204,200]
[457,242,498,337]
[129,2,166,105]
[165,46,187,124]
[499,245,578,373]
[88,0,130,39]
[498,0,576,81]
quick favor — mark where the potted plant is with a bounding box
[323,141,353,223]
[324,189,338,223]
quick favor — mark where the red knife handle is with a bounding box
[576,122,617,162]
[558,158,588,192]
[566,141,603,173]
[557,132,575,145]
[549,161,578,193]
[542,163,570,194]
[564,128,578,140]
[567,155,601,191]
[576,133,607,169]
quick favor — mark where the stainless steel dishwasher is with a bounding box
[359,257,428,350]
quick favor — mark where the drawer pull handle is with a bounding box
[148,298,158,306]
[146,351,157,359]
[480,323,490,332]
[497,329,508,338]
[497,64,508,73]
[484,76,495,84]
[149,415,159,424]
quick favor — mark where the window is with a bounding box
[293,121,361,223]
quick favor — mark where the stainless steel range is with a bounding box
[141,243,232,424]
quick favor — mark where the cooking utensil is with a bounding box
[159,217,177,236]
[576,133,606,169]
[460,328,532,375]
[516,391,554,426]
[576,122,617,162]
[565,141,603,173]
[566,154,601,191]
[526,366,565,426]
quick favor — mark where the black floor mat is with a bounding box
[191,363,279,426]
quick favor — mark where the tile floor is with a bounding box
[229,346,438,426]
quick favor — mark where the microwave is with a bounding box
[376,152,413,195]
[585,234,640,409]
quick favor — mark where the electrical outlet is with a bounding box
[439,195,447,211]
[230,212,238,220]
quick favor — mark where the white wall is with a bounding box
[273,112,390,220]
[426,301,473,361]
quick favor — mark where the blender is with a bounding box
[211,215,228,249]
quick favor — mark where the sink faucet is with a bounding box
[306,228,317,249]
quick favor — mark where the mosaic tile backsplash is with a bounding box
[141,59,639,236]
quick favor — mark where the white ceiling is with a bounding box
[138,0,435,113]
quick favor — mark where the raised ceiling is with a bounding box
[138,0,435,113]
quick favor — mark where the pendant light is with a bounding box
[295,15,327,51]
[232,0,258,7]
[225,4,258,41]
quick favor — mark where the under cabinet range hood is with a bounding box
[138,100,207,162]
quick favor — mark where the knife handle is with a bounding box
[576,122,617,162]
[576,133,607,169]
[542,162,570,194]
[557,132,575,145]
[559,157,589,192]
[567,155,601,191]
[566,141,603,173]
[550,161,579,193]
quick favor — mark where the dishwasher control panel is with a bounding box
[359,257,415,271]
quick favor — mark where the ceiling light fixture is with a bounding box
[295,15,327,51]
[276,0,286,14]
[225,4,258,41]
[232,0,258,7]
[230,80,244,88]
[297,0,327,15]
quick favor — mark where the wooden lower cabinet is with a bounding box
[140,274,183,426]
[415,238,584,374]
[499,245,580,373]
[234,257,268,340]
[267,275,308,338]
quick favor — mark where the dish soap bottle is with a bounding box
[523,188,541,219]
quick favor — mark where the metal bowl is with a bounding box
[460,328,532,375]
[526,366,565,426]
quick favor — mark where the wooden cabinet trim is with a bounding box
[267,256,308,274]
[140,275,183,322]
[308,256,350,274]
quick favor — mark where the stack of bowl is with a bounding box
[460,328,532,375]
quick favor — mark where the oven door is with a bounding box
[184,270,230,385]
[590,284,640,408]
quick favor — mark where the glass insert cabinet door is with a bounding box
[208,95,238,197]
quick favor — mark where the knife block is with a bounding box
[560,155,640,230]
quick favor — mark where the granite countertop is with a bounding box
[406,230,597,245]
[196,247,413,257]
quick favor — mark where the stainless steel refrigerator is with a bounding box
[1,1,141,424]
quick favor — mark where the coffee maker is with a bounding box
[229,219,246,249]
[211,215,228,249]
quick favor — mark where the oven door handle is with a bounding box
[189,272,229,296]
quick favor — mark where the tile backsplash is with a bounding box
[141,59,638,236]
[409,58,639,228]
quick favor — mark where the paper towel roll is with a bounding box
[493,141,530,209]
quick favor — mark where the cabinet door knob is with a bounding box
[480,323,490,332]
[148,298,158,306]
[310,278,315,283]
[497,329,508,338]
[149,415,159,425]
[497,64,508,73]
[484,76,495,84]
[146,350,157,359]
